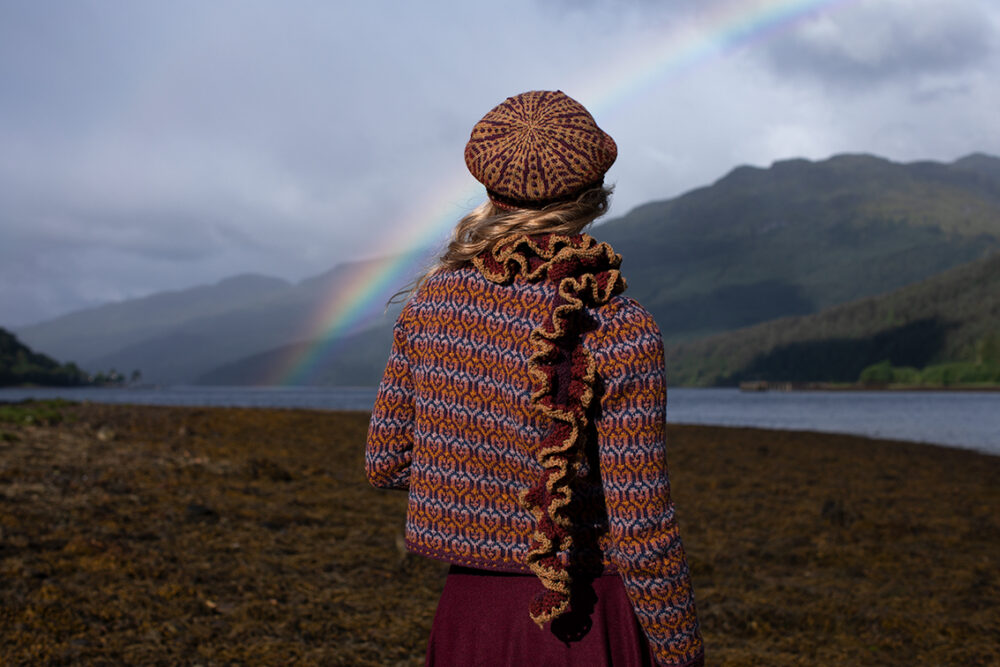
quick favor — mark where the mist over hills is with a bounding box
[14,152,1000,386]
[14,255,418,385]
[15,274,292,372]
[196,325,395,387]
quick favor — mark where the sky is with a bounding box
[1,0,998,328]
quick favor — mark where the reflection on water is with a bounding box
[667,388,999,454]
[1,385,997,454]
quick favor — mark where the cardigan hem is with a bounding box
[406,539,620,575]
[661,648,705,667]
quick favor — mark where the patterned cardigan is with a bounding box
[366,265,704,667]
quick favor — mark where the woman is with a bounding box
[366,90,703,667]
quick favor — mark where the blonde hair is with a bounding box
[391,185,613,304]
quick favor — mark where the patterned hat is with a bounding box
[464,90,617,210]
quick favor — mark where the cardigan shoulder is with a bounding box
[406,268,662,348]
[590,293,662,339]
[585,293,665,374]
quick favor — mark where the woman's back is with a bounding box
[366,90,703,666]
[369,265,651,566]
[367,255,702,665]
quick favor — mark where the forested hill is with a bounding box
[664,251,1000,386]
[0,328,89,387]
[596,152,1000,343]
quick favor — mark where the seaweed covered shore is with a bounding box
[1,402,997,665]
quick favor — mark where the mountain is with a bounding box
[15,254,422,385]
[196,322,395,386]
[15,273,292,370]
[14,152,1000,386]
[0,327,89,387]
[664,251,1000,386]
[171,152,1000,386]
[595,153,1000,342]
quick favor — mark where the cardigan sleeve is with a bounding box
[365,306,416,490]
[592,298,704,667]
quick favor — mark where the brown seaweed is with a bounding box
[0,402,997,665]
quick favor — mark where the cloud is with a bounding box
[1,0,999,328]
[761,0,997,87]
[533,0,700,16]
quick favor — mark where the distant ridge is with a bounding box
[665,251,1000,386]
[15,273,292,371]
[15,256,416,385]
[196,324,394,387]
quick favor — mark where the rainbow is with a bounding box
[273,0,856,385]
[579,0,855,116]
[270,170,481,385]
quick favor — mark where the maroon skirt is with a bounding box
[425,565,657,667]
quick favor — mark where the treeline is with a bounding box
[0,327,135,388]
[665,252,1000,386]
[859,360,1000,386]
[858,333,1000,386]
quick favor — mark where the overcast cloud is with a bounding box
[1,0,998,327]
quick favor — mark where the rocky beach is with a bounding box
[1,401,997,665]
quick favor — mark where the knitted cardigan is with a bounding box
[366,256,704,666]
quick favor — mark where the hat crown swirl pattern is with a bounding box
[464,90,618,209]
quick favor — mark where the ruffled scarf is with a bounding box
[471,232,626,627]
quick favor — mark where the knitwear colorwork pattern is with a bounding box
[471,233,625,627]
[464,90,617,209]
[366,249,703,666]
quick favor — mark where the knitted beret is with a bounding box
[464,90,617,210]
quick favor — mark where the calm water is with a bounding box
[1,385,997,455]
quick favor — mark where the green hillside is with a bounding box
[665,252,1000,386]
[0,328,89,387]
[596,153,1000,343]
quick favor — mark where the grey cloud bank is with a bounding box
[1,0,998,328]
[763,0,996,85]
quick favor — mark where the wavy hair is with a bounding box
[389,185,613,304]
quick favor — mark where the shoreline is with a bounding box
[2,390,996,456]
[666,419,999,458]
[5,381,1000,392]
[737,380,1000,392]
[4,395,991,454]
